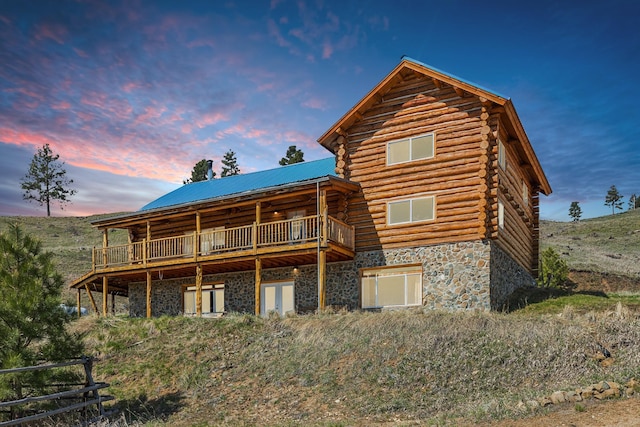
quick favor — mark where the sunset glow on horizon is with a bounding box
[1,1,638,220]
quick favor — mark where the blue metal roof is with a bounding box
[140,157,337,211]
[402,56,509,100]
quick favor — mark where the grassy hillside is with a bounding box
[76,310,640,426]
[540,208,640,278]
[2,212,640,425]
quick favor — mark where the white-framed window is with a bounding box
[361,265,422,309]
[522,181,529,207]
[387,196,435,225]
[498,200,505,229]
[497,138,506,170]
[183,283,224,317]
[387,133,434,165]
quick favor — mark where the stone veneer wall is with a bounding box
[489,242,536,310]
[128,240,531,316]
[354,240,492,311]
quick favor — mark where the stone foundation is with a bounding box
[128,240,534,316]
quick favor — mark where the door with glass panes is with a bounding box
[261,281,294,317]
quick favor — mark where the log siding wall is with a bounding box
[340,72,486,252]
[334,70,539,277]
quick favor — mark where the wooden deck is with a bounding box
[82,215,354,278]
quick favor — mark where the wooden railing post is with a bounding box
[252,222,257,253]
[143,238,147,267]
[92,247,96,272]
[193,230,198,261]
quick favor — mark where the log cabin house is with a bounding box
[70,57,551,317]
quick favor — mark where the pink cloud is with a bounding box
[73,48,88,58]
[34,22,67,44]
[52,101,72,110]
[268,19,290,48]
[195,111,229,128]
[302,97,327,110]
[322,41,333,59]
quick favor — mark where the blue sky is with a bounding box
[0,0,638,221]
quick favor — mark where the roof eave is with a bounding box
[504,100,552,195]
[317,58,507,150]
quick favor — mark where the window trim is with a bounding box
[387,195,436,225]
[497,138,506,170]
[360,264,423,309]
[498,200,505,230]
[386,132,435,166]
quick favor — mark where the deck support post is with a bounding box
[102,277,108,317]
[146,271,152,318]
[255,258,262,316]
[196,264,203,317]
[318,189,328,311]
[319,249,326,310]
[76,289,82,319]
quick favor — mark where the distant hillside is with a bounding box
[540,208,640,278]
[0,214,129,289]
[2,209,639,289]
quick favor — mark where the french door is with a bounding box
[261,281,295,317]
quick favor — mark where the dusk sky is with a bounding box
[1,0,638,221]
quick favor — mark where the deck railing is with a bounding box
[93,215,354,270]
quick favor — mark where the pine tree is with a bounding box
[279,145,305,165]
[183,159,214,184]
[568,201,582,222]
[0,224,84,403]
[20,144,76,216]
[604,185,624,215]
[629,193,639,210]
[220,150,240,177]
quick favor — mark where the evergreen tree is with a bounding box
[183,159,214,184]
[568,201,582,222]
[279,145,305,166]
[538,247,569,288]
[20,144,76,216]
[0,224,83,403]
[629,193,639,210]
[604,185,624,215]
[220,150,240,177]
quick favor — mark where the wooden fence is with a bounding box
[0,356,112,426]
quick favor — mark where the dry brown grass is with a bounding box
[71,308,640,426]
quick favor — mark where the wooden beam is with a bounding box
[102,277,108,317]
[84,284,98,314]
[146,271,152,318]
[454,87,465,98]
[255,258,262,316]
[432,78,442,88]
[196,264,202,317]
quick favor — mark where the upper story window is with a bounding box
[388,196,435,225]
[387,133,434,165]
[498,138,506,170]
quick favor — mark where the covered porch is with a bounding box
[70,176,358,317]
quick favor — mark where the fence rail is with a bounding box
[93,215,355,270]
[0,356,112,426]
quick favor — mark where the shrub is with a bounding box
[538,247,569,288]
